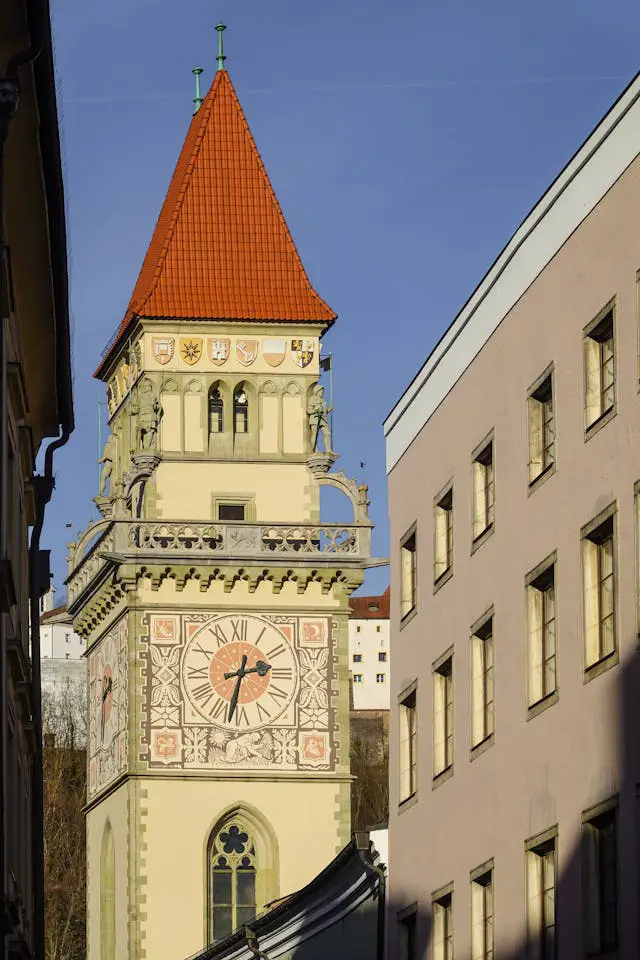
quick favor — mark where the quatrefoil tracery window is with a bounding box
[210,821,257,943]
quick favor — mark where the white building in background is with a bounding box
[39,588,86,697]
[348,587,390,710]
[40,587,85,660]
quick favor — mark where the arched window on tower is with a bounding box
[208,385,224,435]
[233,385,249,435]
[209,818,257,943]
[100,821,116,960]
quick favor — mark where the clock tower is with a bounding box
[67,28,375,960]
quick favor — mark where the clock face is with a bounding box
[181,614,299,731]
[94,636,119,749]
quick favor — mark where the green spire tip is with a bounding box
[192,66,204,114]
[215,23,227,71]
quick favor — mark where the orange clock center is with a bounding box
[209,641,271,704]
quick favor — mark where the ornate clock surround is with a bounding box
[139,611,337,773]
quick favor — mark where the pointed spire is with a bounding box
[216,23,226,72]
[192,67,203,114]
[94,66,335,378]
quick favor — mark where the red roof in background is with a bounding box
[95,69,336,379]
[349,586,390,620]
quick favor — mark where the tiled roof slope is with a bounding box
[349,586,390,620]
[96,69,335,379]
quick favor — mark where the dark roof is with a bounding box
[40,604,70,624]
[349,586,390,620]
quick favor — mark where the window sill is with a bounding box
[471,523,494,555]
[432,765,453,790]
[584,648,619,684]
[399,606,418,630]
[398,792,418,814]
[585,405,616,441]
[433,567,453,595]
[528,462,555,496]
[527,689,558,720]
[470,733,494,761]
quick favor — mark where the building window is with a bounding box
[208,385,224,434]
[401,528,417,618]
[433,891,453,960]
[233,384,249,434]
[583,512,615,670]
[471,868,494,960]
[376,625,382,633]
[353,674,363,684]
[379,651,387,662]
[209,819,257,943]
[100,822,116,960]
[433,657,453,778]
[353,654,363,663]
[527,561,556,706]
[398,910,417,960]
[471,616,494,747]
[376,673,386,683]
[65,632,71,642]
[399,689,417,803]
[584,307,615,429]
[583,805,617,954]
[434,489,453,583]
[528,372,555,484]
[526,836,556,959]
[218,503,245,522]
[472,440,494,541]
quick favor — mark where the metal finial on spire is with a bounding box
[216,23,227,71]
[192,66,203,114]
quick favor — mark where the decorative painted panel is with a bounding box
[88,617,128,800]
[139,613,336,772]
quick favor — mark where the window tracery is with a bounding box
[209,819,257,943]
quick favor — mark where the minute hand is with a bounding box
[227,655,247,724]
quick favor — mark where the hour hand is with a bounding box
[249,660,271,677]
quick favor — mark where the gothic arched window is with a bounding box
[100,821,115,960]
[208,385,224,434]
[209,819,257,942]
[234,385,249,435]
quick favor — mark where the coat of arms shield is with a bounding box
[180,337,203,366]
[262,337,286,367]
[292,338,315,368]
[208,337,230,366]
[152,337,175,366]
[236,339,258,366]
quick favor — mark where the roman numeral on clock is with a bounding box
[270,667,292,680]
[191,682,215,710]
[187,665,209,680]
[232,705,249,727]
[193,642,214,660]
[255,701,271,723]
[268,684,289,705]
[265,643,286,660]
[230,618,248,644]
[208,697,227,723]
[208,624,229,648]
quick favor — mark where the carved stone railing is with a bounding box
[124,520,368,558]
[66,519,372,609]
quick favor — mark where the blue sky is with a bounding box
[46,0,640,597]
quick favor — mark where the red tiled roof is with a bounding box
[95,69,335,379]
[40,604,70,624]
[349,586,390,620]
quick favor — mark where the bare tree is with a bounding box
[350,713,389,831]
[42,678,87,960]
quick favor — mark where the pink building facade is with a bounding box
[384,75,640,959]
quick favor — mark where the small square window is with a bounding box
[356,625,361,633]
[376,625,382,633]
[378,651,387,662]
[218,503,245,522]
[376,673,386,683]
[353,654,363,663]
[353,674,363,684]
